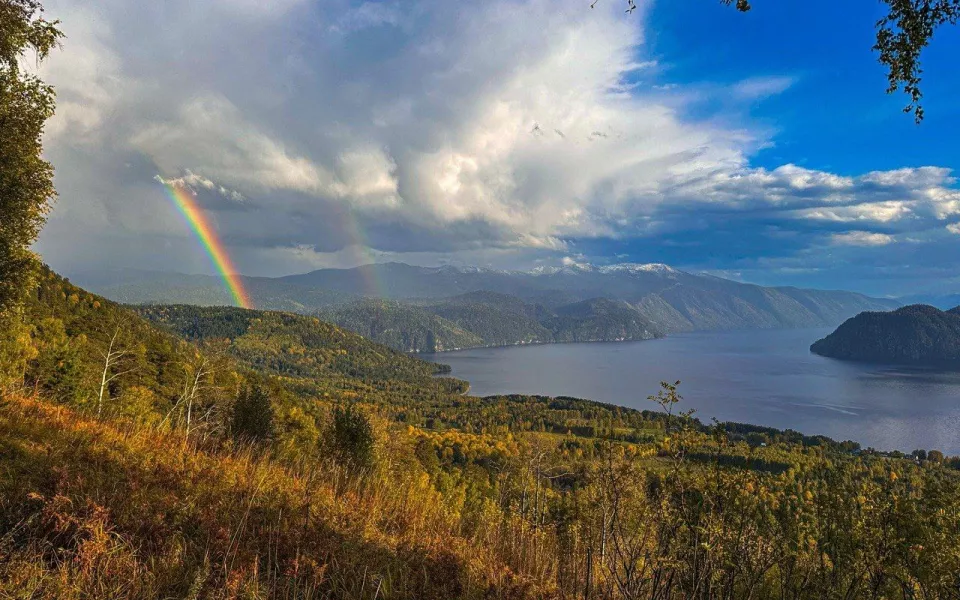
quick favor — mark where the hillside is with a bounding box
[811,304,960,365]
[421,294,553,347]
[317,299,484,353]
[20,267,233,416]
[134,304,455,383]
[0,394,493,599]
[321,293,662,352]
[23,268,461,410]
[9,269,960,598]
[543,298,661,343]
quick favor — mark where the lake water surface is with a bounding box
[425,328,960,454]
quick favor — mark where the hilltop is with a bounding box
[811,304,960,365]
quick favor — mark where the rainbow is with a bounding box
[159,179,253,309]
[328,200,385,298]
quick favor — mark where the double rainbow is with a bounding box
[159,179,253,309]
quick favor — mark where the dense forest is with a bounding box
[317,299,487,353]
[812,304,960,365]
[320,293,662,353]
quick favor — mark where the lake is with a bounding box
[425,328,960,454]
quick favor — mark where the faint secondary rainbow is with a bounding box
[328,200,387,298]
[159,178,253,309]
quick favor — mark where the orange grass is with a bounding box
[0,394,546,599]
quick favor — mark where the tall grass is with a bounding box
[0,394,544,599]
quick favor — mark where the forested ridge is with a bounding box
[812,304,960,365]
[316,298,486,353]
[320,294,662,353]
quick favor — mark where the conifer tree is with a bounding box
[231,384,274,444]
[327,404,375,472]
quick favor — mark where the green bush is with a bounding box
[326,404,375,472]
[231,384,275,444]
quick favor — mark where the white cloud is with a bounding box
[38,5,124,142]
[946,223,960,235]
[830,231,896,247]
[332,149,400,206]
[131,94,338,197]
[731,76,797,100]
[861,167,953,188]
[798,201,912,223]
[156,172,245,202]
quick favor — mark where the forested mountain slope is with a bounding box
[20,266,231,415]
[135,303,459,385]
[315,299,484,353]
[811,304,960,365]
[321,293,662,352]
[21,268,460,414]
[543,297,661,343]
[417,291,555,347]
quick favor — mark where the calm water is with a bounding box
[425,328,960,454]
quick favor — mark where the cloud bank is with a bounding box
[34,0,960,295]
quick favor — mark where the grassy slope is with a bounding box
[0,394,537,599]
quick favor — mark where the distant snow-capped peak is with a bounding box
[528,262,679,276]
[434,264,509,275]
[599,263,678,275]
[529,265,561,275]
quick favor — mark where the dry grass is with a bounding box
[0,394,543,599]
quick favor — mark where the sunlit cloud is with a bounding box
[830,231,896,247]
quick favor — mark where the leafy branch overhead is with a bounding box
[607,0,958,122]
[874,0,960,121]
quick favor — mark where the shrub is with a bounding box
[326,403,375,473]
[230,384,274,444]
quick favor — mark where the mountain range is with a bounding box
[75,262,901,353]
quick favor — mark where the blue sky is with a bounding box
[33,0,960,297]
[638,0,960,293]
[649,0,960,174]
